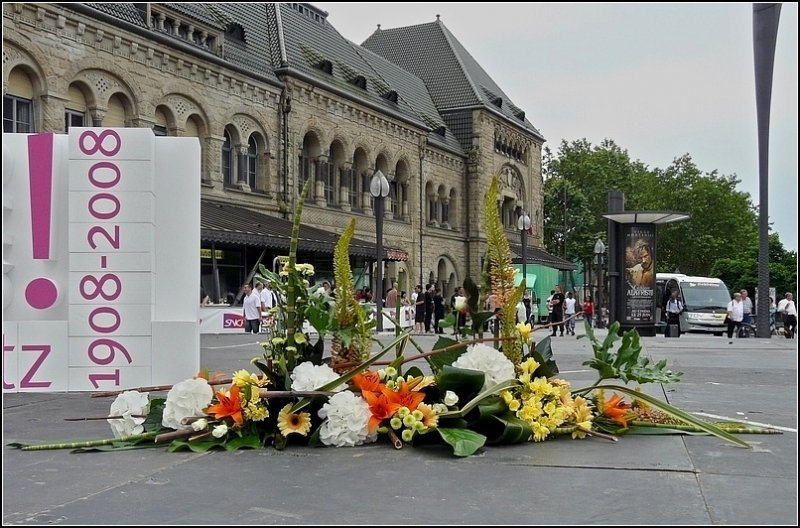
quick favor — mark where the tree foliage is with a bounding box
[543,139,795,295]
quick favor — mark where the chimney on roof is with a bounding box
[377,24,381,30]
[436,14,440,20]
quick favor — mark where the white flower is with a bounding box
[443,390,459,406]
[454,296,468,313]
[451,343,516,390]
[290,362,345,392]
[212,424,228,438]
[107,390,150,438]
[162,378,214,430]
[432,403,449,414]
[191,418,208,432]
[317,392,377,447]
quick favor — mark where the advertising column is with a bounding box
[622,224,656,328]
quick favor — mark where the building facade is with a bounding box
[3,2,572,303]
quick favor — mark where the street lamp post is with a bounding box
[370,170,390,332]
[594,239,606,329]
[517,212,531,289]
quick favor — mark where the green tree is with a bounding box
[710,233,797,298]
[542,141,788,285]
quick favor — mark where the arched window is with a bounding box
[222,130,234,186]
[247,136,258,190]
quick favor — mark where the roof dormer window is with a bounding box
[226,22,246,42]
[318,60,333,74]
[353,75,367,90]
[383,90,399,103]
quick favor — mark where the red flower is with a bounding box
[352,371,383,394]
[206,385,244,426]
[381,381,426,412]
[602,393,632,428]
[362,391,401,433]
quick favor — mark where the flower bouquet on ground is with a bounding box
[8,176,781,457]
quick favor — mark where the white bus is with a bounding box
[655,273,732,335]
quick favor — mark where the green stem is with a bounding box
[286,179,312,353]
[629,420,782,434]
[18,431,159,451]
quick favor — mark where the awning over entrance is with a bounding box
[509,243,577,271]
[201,200,408,261]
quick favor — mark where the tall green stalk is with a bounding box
[286,179,312,355]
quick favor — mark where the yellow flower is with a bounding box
[518,357,540,376]
[508,399,521,412]
[232,369,268,388]
[245,401,269,422]
[516,323,532,344]
[571,396,594,439]
[417,403,439,429]
[277,403,311,437]
[532,422,550,442]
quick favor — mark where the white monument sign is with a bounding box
[3,128,200,392]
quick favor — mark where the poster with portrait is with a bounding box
[623,224,656,324]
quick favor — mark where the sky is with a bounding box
[315,2,798,252]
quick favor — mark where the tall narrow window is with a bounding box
[343,168,358,211]
[323,163,336,204]
[222,130,234,186]
[3,96,33,133]
[298,154,312,189]
[247,136,258,190]
[152,125,168,136]
[390,181,399,219]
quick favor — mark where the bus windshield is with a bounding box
[679,281,731,310]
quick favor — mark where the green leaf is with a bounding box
[224,434,263,451]
[463,277,481,315]
[531,336,559,376]
[468,311,495,335]
[437,365,485,402]
[473,413,533,445]
[436,427,486,457]
[426,337,466,373]
[308,425,323,447]
[143,399,165,433]
[474,396,507,420]
[405,366,425,379]
[598,384,750,448]
[167,439,222,453]
[438,313,455,329]
[71,443,161,453]
[455,378,521,417]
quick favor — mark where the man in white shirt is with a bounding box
[665,290,684,336]
[777,292,796,339]
[726,292,744,340]
[740,289,753,325]
[564,292,577,335]
[242,283,262,334]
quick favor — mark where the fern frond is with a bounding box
[333,219,358,327]
[483,175,522,364]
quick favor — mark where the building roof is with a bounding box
[84,3,281,83]
[509,243,577,271]
[266,3,440,134]
[201,200,408,262]
[362,18,544,141]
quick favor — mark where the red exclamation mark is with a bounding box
[24,133,58,310]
